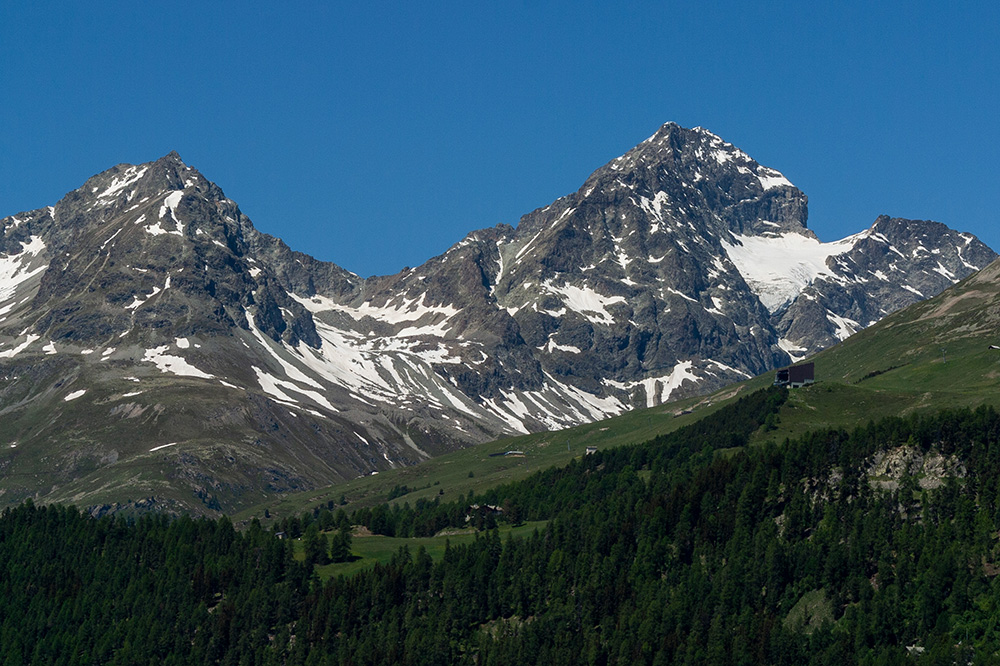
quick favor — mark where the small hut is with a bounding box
[774,362,814,388]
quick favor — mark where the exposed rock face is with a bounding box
[0,123,993,513]
[771,216,996,356]
[865,445,967,492]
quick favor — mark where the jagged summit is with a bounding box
[0,123,994,514]
[567,122,808,242]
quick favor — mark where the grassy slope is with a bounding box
[232,388,748,525]
[238,259,1000,526]
[754,258,1000,445]
[291,521,549,580]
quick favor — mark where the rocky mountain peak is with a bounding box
[557,123,810,245]
[0,152,329,352]
[0,124,995,514]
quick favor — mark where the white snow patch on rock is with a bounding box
[605,361,700,408]
[244,312,327,391]
[932,262,956,280]
[96,166,148,200]
[0,236,48,310]
[540,280,625,325]
[826,312,861,341]
[142,346,214,379]
[149,442,177,452]
[0,334,40,358]
[147,191,185,236]
[723,230,862,312]
[251,366,338,412]
[125,285,161,310]
[756,168,793,190]
[778,338,809,362]
[160,191,184,218]
[666,287,697,303]
[641,362,699,407]
[706,360,752,378]
[539,336,582,354]
[293,292,458,329]
[638,191,671,225]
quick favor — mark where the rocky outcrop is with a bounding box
[866,445,967,491]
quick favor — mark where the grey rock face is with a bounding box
[0,124,993,513]
[771,216,997,356]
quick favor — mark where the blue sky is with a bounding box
[2,2,997,277]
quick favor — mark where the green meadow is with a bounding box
[291,520,548,579]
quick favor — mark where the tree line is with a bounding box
[5,387,1000,663]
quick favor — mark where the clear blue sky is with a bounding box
[2,2,997,277]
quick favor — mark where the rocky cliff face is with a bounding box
[0,123,993,513]
[769,215,994,356]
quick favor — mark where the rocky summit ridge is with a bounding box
[0,123,994,513]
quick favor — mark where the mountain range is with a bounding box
[0,122,994,513]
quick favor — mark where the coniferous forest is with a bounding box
[6,387,1000,664]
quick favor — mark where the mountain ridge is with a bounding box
[0,123,994,513]
[256,252,1000,527]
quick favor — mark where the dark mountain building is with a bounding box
[774,362,815,388]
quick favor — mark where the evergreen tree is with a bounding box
[329,527,353,563]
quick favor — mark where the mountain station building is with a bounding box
[774,362,815,388]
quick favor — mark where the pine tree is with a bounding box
[329,527,353,563]
[303,523,329,566]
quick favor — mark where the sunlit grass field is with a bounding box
[291,520,548,579]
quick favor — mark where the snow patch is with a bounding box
[723,230,861,312]
[539,336,583,354]
[605,361,700,408]
[100,228,123,250]
[0,236,48,310]
[149,442,177,452]
[247,355,340,413]
[826,312,861,341]
[932,262,956,280]
[638,191,671,225]
[245,312,326,391]
[147,191,185,236]
[756,167,793,190]
[648,361,699,405]
[96,166,148,200]
[706,360,752,379]
[125,285,161,310]
[63,389,87,401]
[540,280,625,325]
[666,287,697,303]
[293,292,459,330]
[778,338,809,362]
[0,334,39,358]
[142,346,214,379]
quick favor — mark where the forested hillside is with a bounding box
[5,387,1000,664]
